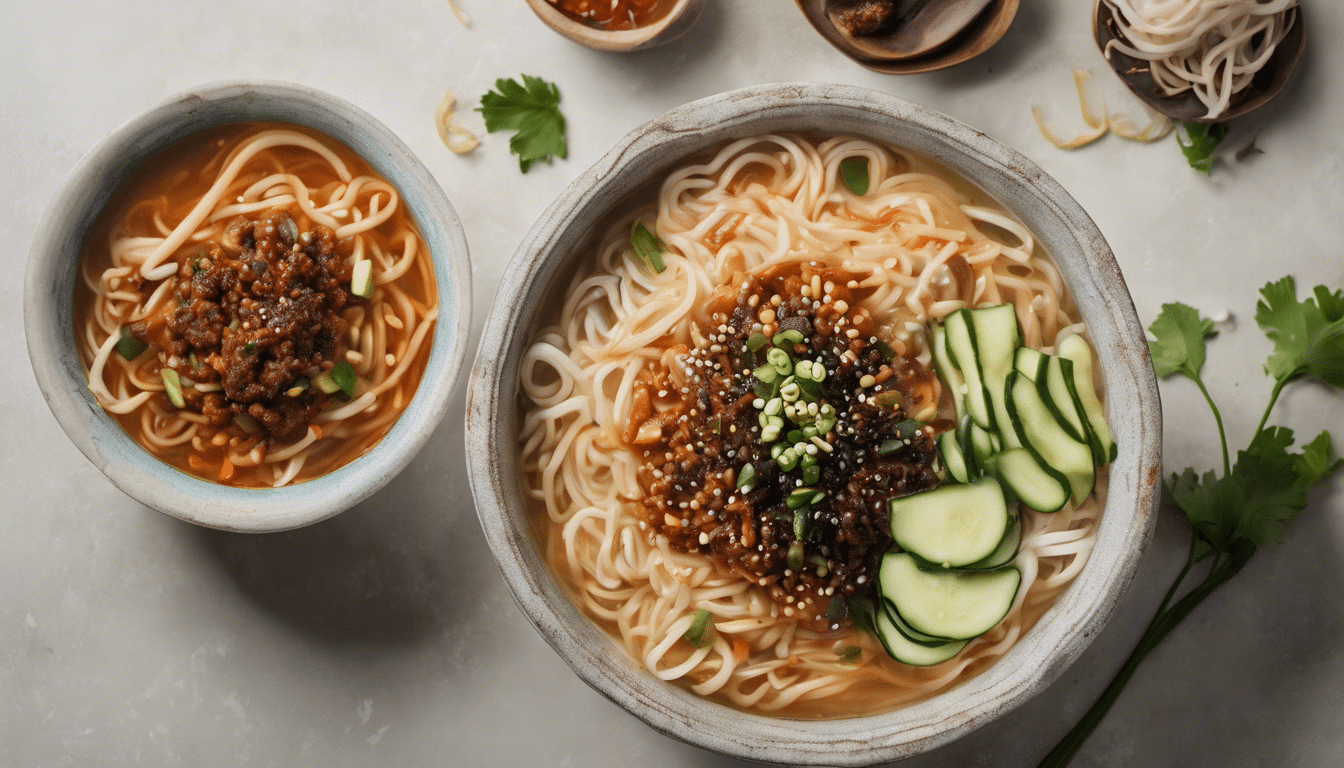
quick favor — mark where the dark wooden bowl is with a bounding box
[1093,1,1305,123]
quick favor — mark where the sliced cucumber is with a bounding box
[1006,371,1095,507]
[909,512,1023,571]
[880,552,1021,640]
[943,310,991,430]
[1042,356,1089,447]
[873,608,968,666]
[1014,346,1045,380]
[930,325,967,420]
[881,598,954,646]
[970,304,1022,436]
[994,447,1069,513]
[969,422,1000,464]
[938,430,970,484]
[889,476,1009,567]
[1058,334,1118,463]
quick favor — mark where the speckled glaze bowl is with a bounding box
[466,83,1160,764]
[24,80,472,533]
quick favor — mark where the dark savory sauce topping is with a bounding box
[549,0,677,31]
[634,265,941,631]
[128,210,353,439]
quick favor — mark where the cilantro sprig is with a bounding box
[476,74,568,173]
[1041,277,1344,767]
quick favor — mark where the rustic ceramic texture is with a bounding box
[797,0,1020,74]
[1093,0,1306,123]
[522,0,707,52]
[465,83,1161,765]
[24,80,473,533]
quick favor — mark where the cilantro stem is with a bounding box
[1038,539,1254,768]
[1253,377,1289,440]
[1190,374,1231,477]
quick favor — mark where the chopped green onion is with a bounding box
[242,342,256,355]
[793,508,809,539]
[285,377,310,397]
[810,490,825,506]
[877,439,902,456]
[188,352,198,368]
[709,418,721,434]
[314,372,341,394]
[786,487,816,510]
[233,413,262,434]
[736,463,757,490]
[893,419,921,439]
[839,157,869,195]
[802,464,820,484]
[808,554,830,577]
[874,340,898,360]
[114,327,147,361]
[761,424,781,442]
[329,361,357,397]
[772,329,805,347]
[777,449,799,472]
[786,540,805,570]
[827,597,849,625]
[836,646,861,662]
[747,332,769,351]
[766,347,791,374]
[787,429,804,444]
[160,368,185,408]
[195,382,222,393]
[799,453,817,468]
[684,610,716,648]
[753,378,777,399]
[763,398,783,416]
[780,381,801,402]
[754,364,778,384]
[873,390,903,410]
[631,221,666,273]
[770,443,787,460]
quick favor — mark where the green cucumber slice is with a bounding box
[943,309,991,430]
[930,325,967,420]
[971,304,1022,436]
[873,608,968,666]
[1006,371,1095,507]
[1014,346,1045,380]
[994,447,1069,513]
[889,476,1009,567]
[909,513,1022,571]
[1042,356,1090,446]
[881,598,954,646]
[880,552,1021,640]
[1058,335,1117,463]
[938,430,970,484]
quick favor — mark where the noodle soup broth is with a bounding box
[75,122,439,489]
[518,134,1111,718]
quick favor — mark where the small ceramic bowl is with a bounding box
[466,83,1161,764]
[523,0,706,52]
[1093,0,1306,123]
[796,0,1021,74]
[24,80,472,533]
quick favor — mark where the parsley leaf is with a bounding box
[1176,121,1228,174]
[1147,302,1216,379]
[477,74,568,173]
[1255,276,1344,386]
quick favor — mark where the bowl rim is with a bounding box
[465,82,1160,764]
[24,79,473,532]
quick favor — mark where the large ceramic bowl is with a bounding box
[25,80,472,533]
[466,83,1160,764]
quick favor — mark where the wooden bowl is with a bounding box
[1093,0,1306,123]
[795,0,1021,74]
[523,0,707,52]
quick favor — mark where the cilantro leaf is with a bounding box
[1176,122,1227,174]
[1147,302,1216,379]
[477,74,568,173]
[1295,430,1343,489]
[1256,277,1344,386]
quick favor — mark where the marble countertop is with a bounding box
[3,2,1342,766]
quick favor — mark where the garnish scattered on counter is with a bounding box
[1175,121,1228,174]
[1032,70,1172,150]
[435,90,481,155]
[477,74,568,173]
[1039,276,1344,767]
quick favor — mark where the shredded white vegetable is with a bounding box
[1034,69,1173,149]
[435,91,481,155]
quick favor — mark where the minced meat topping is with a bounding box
[128,210,353,439]
[633,264,941,631]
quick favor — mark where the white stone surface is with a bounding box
[2,2,1341,766]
